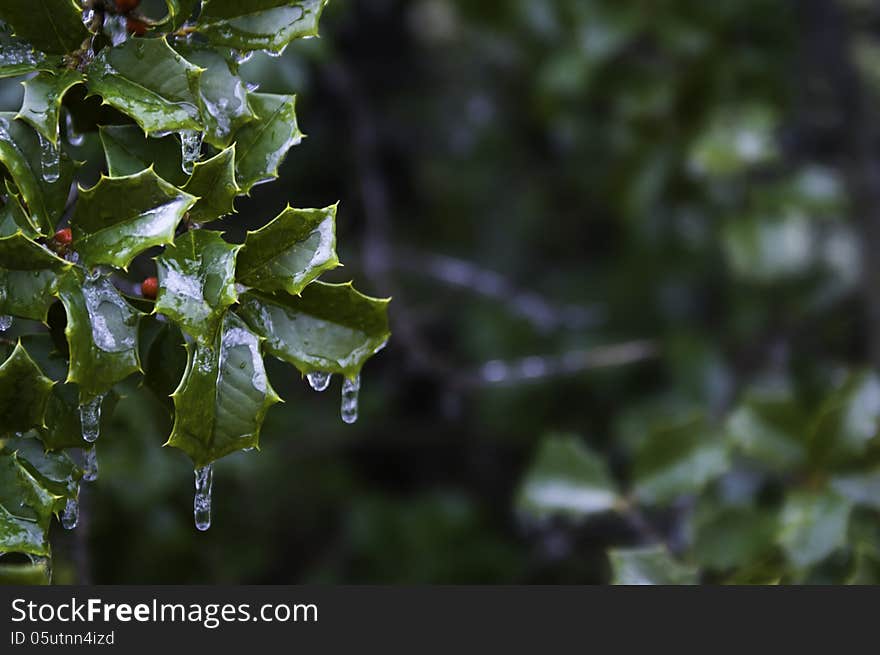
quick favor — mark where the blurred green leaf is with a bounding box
[777,490,851,570]
[608,546,698,585]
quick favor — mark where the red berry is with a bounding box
[54,227,73,245]
[141,277,158,300]
[126,17,148,36]
[115,0,141,12]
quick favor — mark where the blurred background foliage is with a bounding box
[8,0,880,583]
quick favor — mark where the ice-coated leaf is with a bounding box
[232,93,302,192]
[86,38,203,136]
[778,490,851,570]
[0,232,70,321]
[181,146,239,223]
[56,271,143,401]
[167,312,280,467]
[99,125,187,186]
[609,546,698,585]
[0,343,55,434]
[0,28,60,79]
[516,434,619,521]
[155,229,240,344]
[70,168,197,270]
[0,113,74,235]
[237,282,391,379]
[0,0,90,55]
[17,70,84,145]
[633,415,729,505]
[172,43,255,148]
[196,0,329,53]
[809,371,880,466]
[235,204,337,294]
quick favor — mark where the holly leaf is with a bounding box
[808,371,880,467]
[0,232,70,321]
[0,113,74,235]
[195,0,329,53]
[0,0,90,55]
[608,546,699,585]
[70,168,197,270]
[237,282,391,378]
[155,229,240,344]
[140,318,187,413]
[99,125,187,186]
[0,28,61,79]
[86,38,204,136]
[235,204,337,294]
[0,559,51,585]
[167,312,280,468]
[162,0,200,29]
[17,70,84,145]
[181,146,239,223]
[777,490,852,570]
[56,271,143,401]
[516,434,620,521]
[0,192,36,238]
[0,343,55,435]
[232,93,302,192]
[173,43,256,148]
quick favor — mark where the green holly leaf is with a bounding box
[232,93,302,192]
[0,559,51,585]
[172,43,256,148]
[237,282,391,379]
[56,271,143,401]
[235,204,337,294]
[99,125,187,186]
[608,546,699,585]
[633,415,729,505]
[167,312,280,468]
[0,343,55,435]
[0,28,61,79]
[86,38,204,136]
[181,146,239,223]
[777,490,852,570]
[70,168,197,270]
[155,229,240,344]
[516,433,620,521]
[0,192,36,238]
[0,113,74,235]
[0,233,70,321]
[0,0,90,55]
[140,318,188,413]
[195,0,329,53]
[7,433,80,507]
[162,0,200,29]
[17,70,84,145]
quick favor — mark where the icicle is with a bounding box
[232,49,253,65]
[341,374,361,424]
[61,496,79,530]
[103,14,128,46]
[179,130,203,175]
[194,464,213,531]
[37,134,60,183]
[79,394,104,443]
[263,45,287,58]
[306,371,332,392]
[0,315,12,332]
[83,447,98,482]
[65,112,84,147]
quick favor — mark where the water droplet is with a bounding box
[103,14,128,46]
[341,374,361,424]
[194,464,213,531]
[306,371,332,392]
[83,447,98,482]
[61,496,79,530]
[65,111,84,147]
[179,130,203,175]
[79,394,104,443]
[37,133,60,183]
[0,315,12,332]
[263,45,287,58]
[232,49,253,65]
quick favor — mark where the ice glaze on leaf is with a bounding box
[56,271,143,401]
[0,0,90,55]
[0,113,74,235]
[196,0,329,53]
[99,125,187,186]
[70,168,197,270]
[235,204,337,294]
[181,146,239,223]
[0,232,70,321]
[232,93,302,192]
[86,38,203,136]
[237,282,391,379]
[167,312,280,468]
[0,28,60,79]
[17,70,84,145]
[155,229,240,344]
[0,343,55,435]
